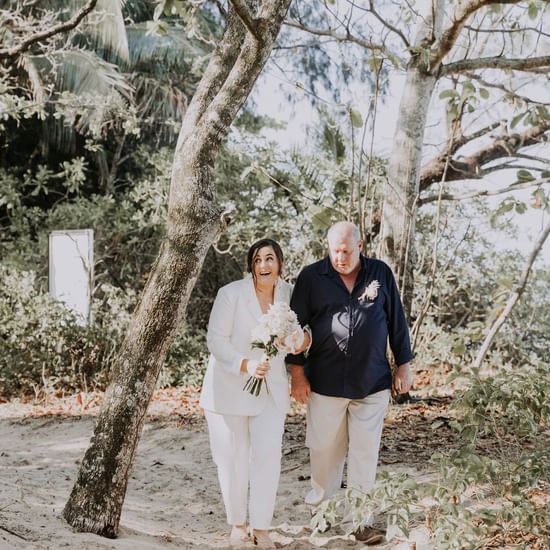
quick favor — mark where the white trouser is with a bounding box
[205,400,286,529]
[305,389,390,507]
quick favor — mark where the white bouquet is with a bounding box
[244,302,305,396]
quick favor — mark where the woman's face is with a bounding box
[252,246,280,286]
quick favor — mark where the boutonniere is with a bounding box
[359,280,380,302]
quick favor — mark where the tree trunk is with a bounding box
[63,0,291,537]
[378,1,444,316]
[379,66,437,313]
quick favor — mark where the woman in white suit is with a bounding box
[200,239,309,548]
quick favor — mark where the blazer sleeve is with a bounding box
[206,286,246,376]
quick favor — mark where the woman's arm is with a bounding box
[206,287,246,376]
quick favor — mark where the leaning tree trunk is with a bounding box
[63,0,292,537]
[378,1,445,316]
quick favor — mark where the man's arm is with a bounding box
[384,266,415,394]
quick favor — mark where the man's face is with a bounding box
[328,232,362,275]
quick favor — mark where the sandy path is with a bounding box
[0,398,432,550]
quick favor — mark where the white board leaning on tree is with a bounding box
[49,229,94,325]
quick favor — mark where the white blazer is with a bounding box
[199,275,293,416]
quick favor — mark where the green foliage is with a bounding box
[311,365,550,547]
[311,472,418,541]
[452,361,550,441]
[0,265,119,396]
[0,263,210,397]
[439,80,495,126]
[412,195,550,375]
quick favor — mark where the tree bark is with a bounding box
[63,0,291,537]
[378,0,444,314]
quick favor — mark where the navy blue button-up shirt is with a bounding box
[286,255,414,399]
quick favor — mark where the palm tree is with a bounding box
[0,0,218,188]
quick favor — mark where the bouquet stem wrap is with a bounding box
[243,352,270,396]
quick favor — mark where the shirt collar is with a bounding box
[319,255,368,277]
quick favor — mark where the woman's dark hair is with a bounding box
[246,239,284,277]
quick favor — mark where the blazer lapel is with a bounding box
[245,276,287,321]
[245,275,263,321]
[273,277,287,304]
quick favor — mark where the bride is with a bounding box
[200,238,310,548]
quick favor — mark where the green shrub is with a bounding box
[0,264,211,397]
[162,326,209,388]
[0,266,123,397]
[311,364,550,548]
[453,360,550,441]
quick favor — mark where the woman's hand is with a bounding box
[245,358,270,379]
[287,327,311,354]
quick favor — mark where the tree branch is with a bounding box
[429,0,521,70]
[513,152,550,166]
[462,71,550,106]
[367,0,410,49]
[449,120,504,155]
[480,162,545,174]
[420,121,550,191]
[419,176,550,205]
[473,216,550,369]
[228,0,260,39]
[284,19,392,56]
[0,0,98,60]
[440,54,550,76]
[464,24,550,39]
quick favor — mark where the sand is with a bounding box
[0,392,431,550]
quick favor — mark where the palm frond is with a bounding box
[32,49,131,98]
[80,0,129,64]
[126,22,210,74]
[30,49,132,152]
[31,0,129,63]
[18,54,48,107]
[290,148,327,195]
[122,0,153,22]
[130,74,187,144]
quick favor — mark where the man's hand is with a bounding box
[393,363,413,394]
[289,365,311,404]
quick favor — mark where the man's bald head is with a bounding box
[327,221,361,244]
[327,222,362,275]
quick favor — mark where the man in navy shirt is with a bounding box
[286,221,413,544]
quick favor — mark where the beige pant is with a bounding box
[305,389,390,506]
[205,400,285,529]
